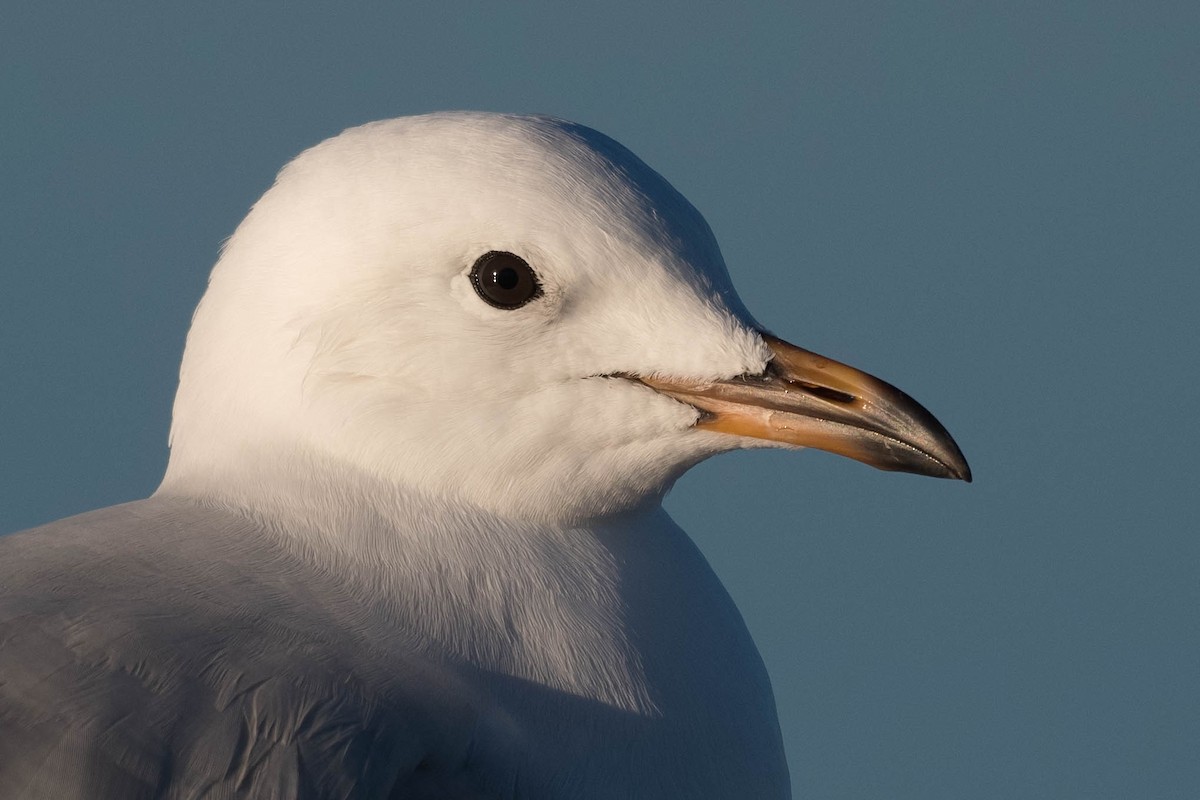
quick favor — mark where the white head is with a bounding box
[161,112,969,526]
[161,113,772,523]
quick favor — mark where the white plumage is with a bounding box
[0,112,968,798]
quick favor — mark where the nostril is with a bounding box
[792,381,856,405]
[764,360,856,404]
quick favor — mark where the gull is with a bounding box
[0,112,970,799]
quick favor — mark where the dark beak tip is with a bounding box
[917,456,971,483]
[941,447,972,483]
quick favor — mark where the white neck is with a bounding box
[159,449,661,714]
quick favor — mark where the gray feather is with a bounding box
[0,498,494,799]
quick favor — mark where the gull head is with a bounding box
[162,112,968,525]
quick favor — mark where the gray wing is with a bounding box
[0,499,500,800]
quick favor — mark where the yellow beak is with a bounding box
[636,333,971,481]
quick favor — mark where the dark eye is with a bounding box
[469,251,542,309]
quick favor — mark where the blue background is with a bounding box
[2,4,1196,797]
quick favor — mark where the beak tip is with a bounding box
[903,451,971,482]
[941,447,972,483]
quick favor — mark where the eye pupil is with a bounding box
[469,251,542,309]
[495,267,519,290]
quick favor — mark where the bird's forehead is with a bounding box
[300,114,718,259]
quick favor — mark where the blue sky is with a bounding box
[2,4,1197,797]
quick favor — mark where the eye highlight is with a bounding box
[469,251,543,310]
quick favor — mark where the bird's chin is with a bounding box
[452,430,729,527]
[575,431,749,523]
[470,385,763,524]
